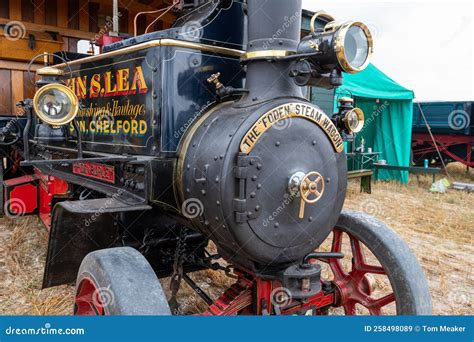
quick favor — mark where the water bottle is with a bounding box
[423,159,428,168]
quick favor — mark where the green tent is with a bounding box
[335,64,414,183]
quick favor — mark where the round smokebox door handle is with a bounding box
[299,171,325,219]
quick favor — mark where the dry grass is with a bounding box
[342,162,473,315]
[0,217,74,315]
[0,162,472,315]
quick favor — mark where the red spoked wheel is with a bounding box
[317,211,432,315]
[327,229,394,315]
[204,211,432,316]
[74,277,106,315]
[74,247,171,316]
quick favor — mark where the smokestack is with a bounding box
[239,0,303,104]
[247,0,302,53]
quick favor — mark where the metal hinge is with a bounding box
[233,153,263,223]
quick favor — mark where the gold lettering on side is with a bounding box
[240,103,344,154]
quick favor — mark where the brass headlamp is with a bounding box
[33,66,79,126]
[33,82,79,126]
[294,11,373,86]
[333,97,365,134]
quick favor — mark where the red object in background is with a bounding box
[412,133,473,167]
[4,175,38,216]
[35,169,69,230]
[95,34,124,53]
[2,171,68,226]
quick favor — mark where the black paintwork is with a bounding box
[180,98,347,272]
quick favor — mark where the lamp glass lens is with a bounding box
[347,111,360,131]
[344,26,369,69]
[38,88,72,121]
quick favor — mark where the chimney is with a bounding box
[239,0,304,105]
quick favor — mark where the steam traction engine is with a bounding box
[0,0,431,315]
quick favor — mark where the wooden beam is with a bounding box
[68,0,79,30]
[33,0,46,25]
[57,0,68,28]
[128,11,135,35]
[89,2,100,33]
[119,7,129,34]
[0,0,10,18]
[0,18,95,40]
[21,0,34,22]
[8,0,21,20]
[0,69,12,114]
[45,0,58,26]
[79,0,89,32]
[23,70,37,99]
[0,60,41,71]
[11,70,24,110]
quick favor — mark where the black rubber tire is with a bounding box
[336,211,432,315]
[75,247,171,315]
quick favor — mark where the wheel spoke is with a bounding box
[332,229,343,252]
[365,293,395,309]
[343,301,356,315]
[349,235,365,269]
[329,259,347,280]
[357,264,386,275]
[368,307,382,315]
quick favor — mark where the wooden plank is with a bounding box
[57,0,68,28]
[0,69,12,115]
[78,0,89,32]
[11,70,24,111]
[0,60,41,71]
[21,0,34,22]
[8,0,21,20]
[0,18,95,40]
[128,11,136,36]
[0,0,9,18]
[33,0,45,25]
[68,0,79,30]
[23,71,36,99]
[45,0,58,26]
[89,2,100,34]
[119,8,129,34]
[0,35,64,62]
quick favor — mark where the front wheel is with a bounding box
[318,211,432,315]
[74,247,171,315]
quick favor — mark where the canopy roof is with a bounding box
[336,64,414,100]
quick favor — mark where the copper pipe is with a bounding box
[134,0,179,36]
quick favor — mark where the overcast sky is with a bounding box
[302,0,473,101]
